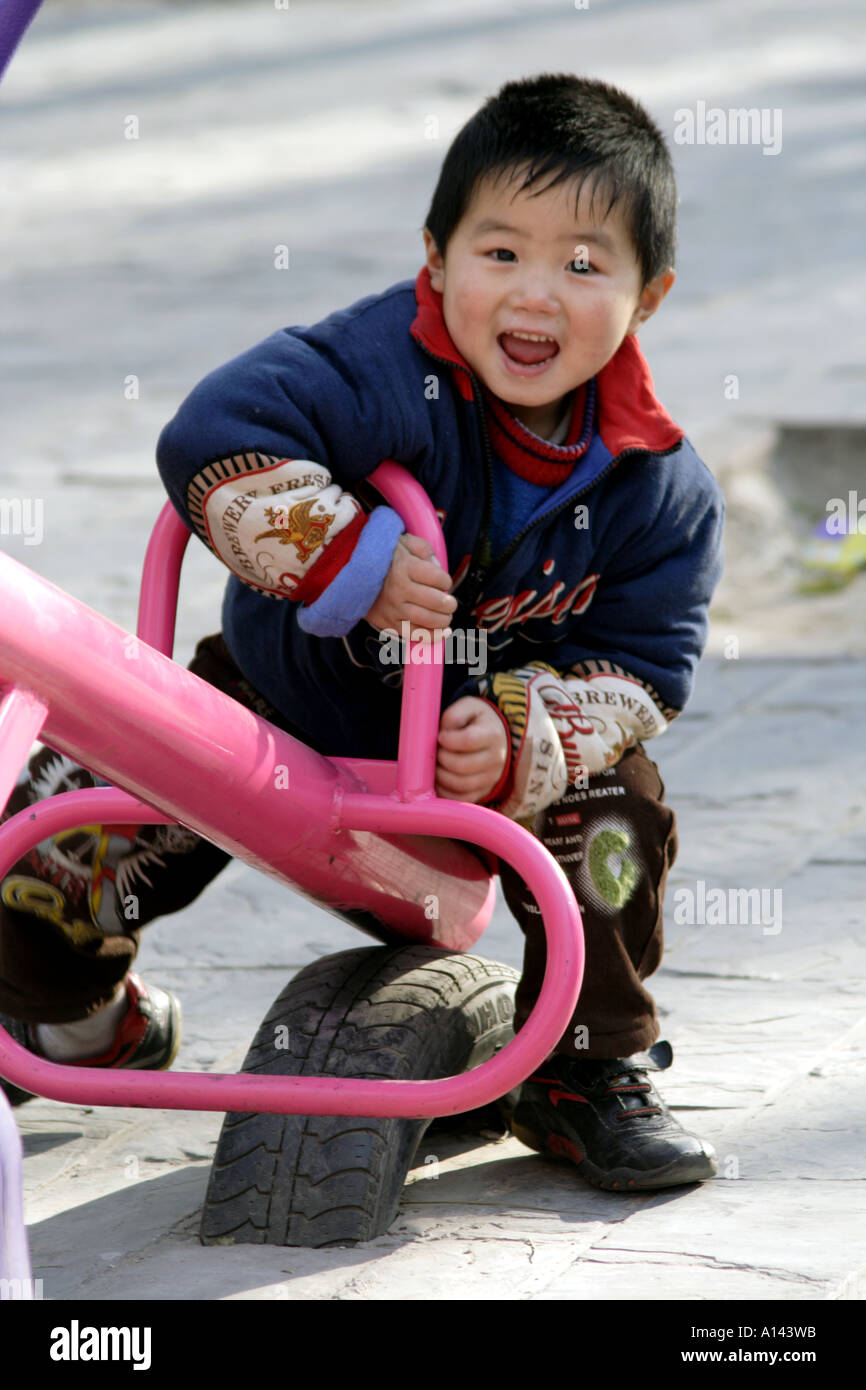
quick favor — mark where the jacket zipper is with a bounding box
[464,378,496,604]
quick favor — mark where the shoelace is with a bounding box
[604,1070,662,1121]
[533,1068,662,1121]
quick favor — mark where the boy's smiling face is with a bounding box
[423,169,674,437]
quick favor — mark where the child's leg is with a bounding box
[0,737,231,1025]
[501,748,716,1188]
[498,742,677,1059]
[0,633,292,1027]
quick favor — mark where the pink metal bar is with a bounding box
[0,686,48,812]
[367,461,447,802]
[331,757,399,796]
[136,500,191,657]
[0,789,173,862]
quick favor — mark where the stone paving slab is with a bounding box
[579,1183,862,1295]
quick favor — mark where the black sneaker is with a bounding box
[0,974,182,1107]
[510,1041,717,1191]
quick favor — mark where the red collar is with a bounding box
[409,265,683,463]
[481,380,594,483]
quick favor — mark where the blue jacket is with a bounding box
[156,269,724,777]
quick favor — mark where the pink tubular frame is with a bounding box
[0,462,584,1119]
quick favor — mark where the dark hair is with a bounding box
[424,74,677,287]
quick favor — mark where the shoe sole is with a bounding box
[160,994,183,1070]
[511,1116,718,1191]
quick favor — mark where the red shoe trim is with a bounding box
[548,1089,590,1108]
[65,976,147,1069]
[547,1133,584,1164]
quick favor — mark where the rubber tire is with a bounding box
[200,944,519,1248]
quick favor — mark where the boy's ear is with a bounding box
[627,268,676,335]
[423,228,446,292]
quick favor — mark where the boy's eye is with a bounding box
[488,248,596,273]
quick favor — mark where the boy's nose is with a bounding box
[509,276,560,314]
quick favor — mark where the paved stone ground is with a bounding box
[1,0,865,1302]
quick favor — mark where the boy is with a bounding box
[0,74,724,1191]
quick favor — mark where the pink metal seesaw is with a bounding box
[0,462,584,1258]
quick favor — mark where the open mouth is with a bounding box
[498,331,560,370]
